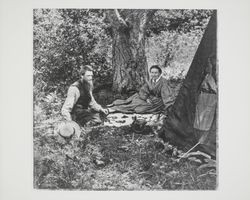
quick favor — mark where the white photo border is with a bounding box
[0,0,250,199]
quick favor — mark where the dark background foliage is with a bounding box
[33,9,215,190]
[33,9,112,97]
[33,9,212,98]
[33,8,213,129]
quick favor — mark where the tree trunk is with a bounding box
[106,9,154,93]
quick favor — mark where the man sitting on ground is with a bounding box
[61,65,108,126]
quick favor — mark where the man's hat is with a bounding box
[56,121,81,138]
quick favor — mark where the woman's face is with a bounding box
[150,68,161,80]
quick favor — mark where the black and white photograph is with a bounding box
[33,9,217,190]
[1,0,250,199]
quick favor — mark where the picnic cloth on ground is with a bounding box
[104,113,163,127]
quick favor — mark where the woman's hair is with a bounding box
[149,65,162,74]
[80,65,93,75]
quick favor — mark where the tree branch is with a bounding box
[145,9,157,28]
[138,10,157,44]
[106,9,128,29]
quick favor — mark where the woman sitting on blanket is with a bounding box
[108,65,175,114]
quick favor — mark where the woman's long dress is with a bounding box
[109,77,175,114]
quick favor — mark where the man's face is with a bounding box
[82,70,93,82]
[150,68,161,81]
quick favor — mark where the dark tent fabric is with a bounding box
[159,11,217,157]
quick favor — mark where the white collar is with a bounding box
[152,75,162,83]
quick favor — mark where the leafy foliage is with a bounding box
[147,9,213,36]
[33,9,112,97]
[33,9,212,96]
[34,124,216,190]
[146,29,204,79]
[33,9,216,190]
[146,9,212,80]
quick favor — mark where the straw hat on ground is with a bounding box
[56,121,81,138]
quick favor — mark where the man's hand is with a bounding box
[146,98,152,104]
[100,108,109,115]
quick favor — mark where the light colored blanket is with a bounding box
[104,113,165,127]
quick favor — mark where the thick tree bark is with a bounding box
[106,9,155,93]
